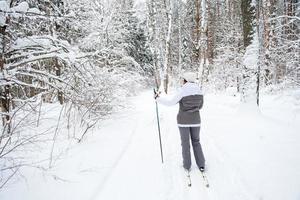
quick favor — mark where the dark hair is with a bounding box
[183,79,187,83]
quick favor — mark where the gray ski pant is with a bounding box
[179,127,205,170]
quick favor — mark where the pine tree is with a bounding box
[124,5,153,74]
[241,0,255,48]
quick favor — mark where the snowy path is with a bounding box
[1,90,300,200]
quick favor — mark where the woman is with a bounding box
[155,72,205,172]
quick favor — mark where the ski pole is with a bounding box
[153,88,164,164]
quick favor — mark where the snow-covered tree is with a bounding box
[0,0,151,187]
[209,0,244,92]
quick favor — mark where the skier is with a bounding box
[154,72,205,173]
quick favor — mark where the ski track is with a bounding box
[88,115,142,200]
[91,116,156,199]
[203,133,255,200]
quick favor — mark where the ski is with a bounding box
[200,171,209,188]
[186,170,192,187]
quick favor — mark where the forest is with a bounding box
[0,0,299,194]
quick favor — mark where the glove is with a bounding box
[153,88,161,99]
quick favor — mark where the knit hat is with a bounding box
[181,72,198,83]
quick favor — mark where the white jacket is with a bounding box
[156,82,203,127]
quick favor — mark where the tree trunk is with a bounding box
[256,0,263,106]
[148,0,161,88]
[0,18,11,133]
[194,0,201,65]
[55,58,64,104]
[163,0,172,94]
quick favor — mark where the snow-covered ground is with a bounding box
[1,89,300,200]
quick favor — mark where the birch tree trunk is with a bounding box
[199,0,208,86]
[256,0,262,106]
[163,0,172,93]
[178,3,183,73]
[148,0,161,88]
[195,0,201,64]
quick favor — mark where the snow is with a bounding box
[0,1,9,26]
[27,8,41,14]
[11,2,29,12]
[12,37,52,49]
[0,1,9,11]
[0,1,41,21]
[243,31,259,69]
[0,89,300,200]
